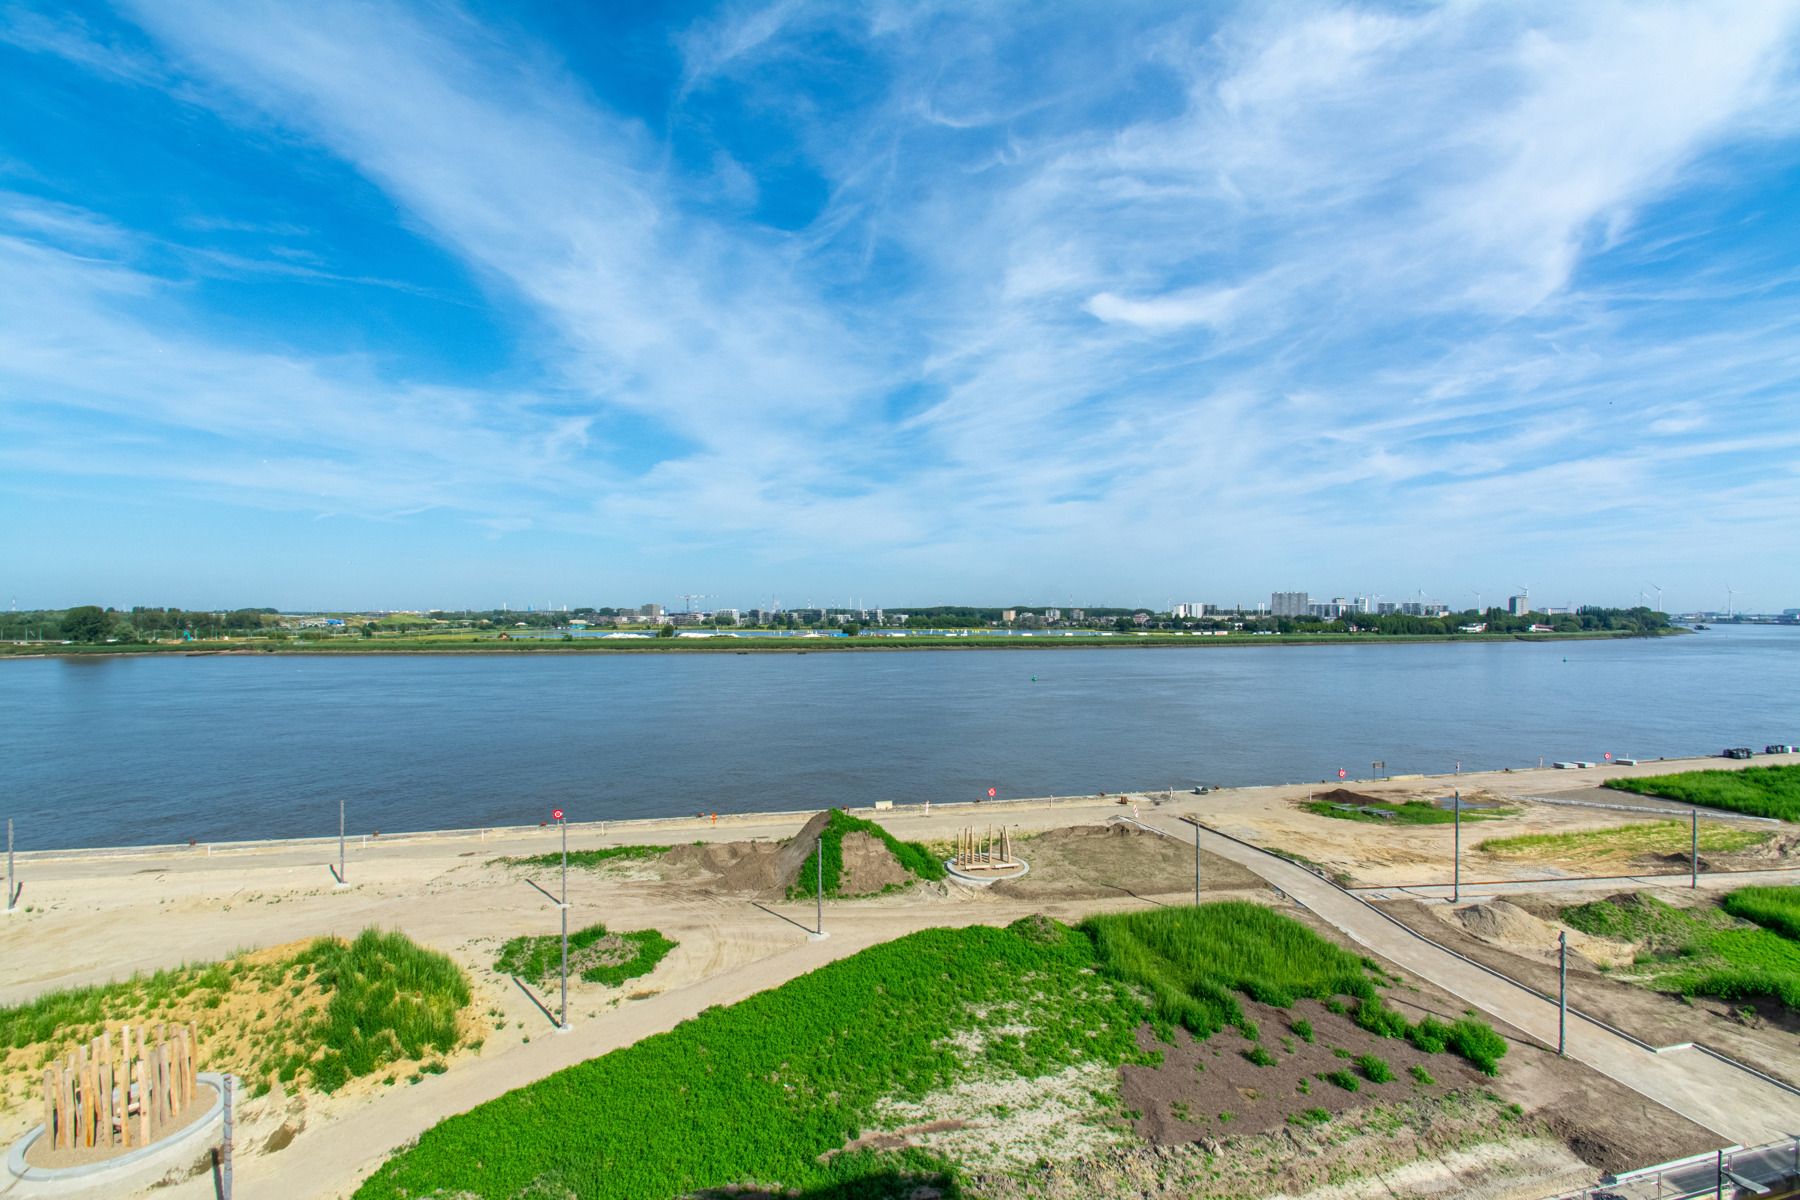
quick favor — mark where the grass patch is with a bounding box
[356,905,1507,1200]
[1355,1053,1395,1083]
[1320,1068,1360,1092]
[1408,1064,1435,1086]
[494,923,676,990]
[1290,1017,1314,1043]
[1302,799,1510,826]
[787,809,947,900]
[0,929,473,1101]
[1287,1107,1331,1127]
[1560,893,1800,1010]
[1477,821,1769,862]
[1605,764,1800,822]
[1722,886,1800,941]
[498,844,669,870]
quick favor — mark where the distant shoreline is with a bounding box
[0,628,1684,660]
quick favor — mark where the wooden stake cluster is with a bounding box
[40,1023,200,1151]
[954,826,1019,871]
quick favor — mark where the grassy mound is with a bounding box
[1721,886,1800,941]
[786,809,946,899]
[1477,821,1769,861]
[1605,765,1800,822]
[494,923,676,989]
[0,928,473,1104]
[1560,892,1800,1009]
[355,908,1506,1200]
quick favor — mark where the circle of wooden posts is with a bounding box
[953,825,1020,871]
[39,1022,200,1152]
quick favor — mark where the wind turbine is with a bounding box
[1725,586,1736,618]
[1473,589,1483,614]
[1517,583,1531,614]
[1648,583,1664,611]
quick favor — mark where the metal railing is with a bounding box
[1541,1136,1800,1200]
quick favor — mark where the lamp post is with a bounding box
[1193,821,1202,906]
[1452,790,1461,903]
[815,835,824,936]
[558,809,570,1031]
[337,796,347,887]
[5,818,16,914]
[1691,808,1698,890]
[1557,930,1568,1056]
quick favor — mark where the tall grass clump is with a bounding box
[1081,904,1386,1037]
[1605,764,1800,822]
[299,929,470,1093]
[1722,886,1800,941]
[1561,893,1800,1011]
[788,809,946,899]
[1477,822,1769,860]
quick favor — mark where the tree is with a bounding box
[61,605,110,643]
[658,624,676,638]
[842,622,860,637]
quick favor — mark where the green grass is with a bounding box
[356,906,1505,1200]
[498,844,670,869]
[1477,821,1770,861]
[787,809,947,900]
[1354,1053,1394,1083]
[1605,764,1800,822]
[1722,886,1800,940]
[1320,1068,1359,1092]
[1302,799,1511,826]
[494,923,677,990]
[291,930,471,1094]
[1560,893,1800,1009]
[0,930,474,1098]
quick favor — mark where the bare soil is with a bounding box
[662,811,833,895]
[1122,996,1491,1143]
[838,831,914,895]
[1379,895,1800,1091]
[989,824,1260,901]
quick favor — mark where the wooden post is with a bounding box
[100,1058,116,1147]
[81,1058,97,1147]
[59,1064,73,1149]
[136,1055,150,1144]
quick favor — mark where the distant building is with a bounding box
[1132,612,1151,626]
[1043,607,1061,622]
[1070,609,1086,621]
[1271,591,1310,617]
[640,603,664,618]
[1002,609,1017,623]
[1508,595,1530,615]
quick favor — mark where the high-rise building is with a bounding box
[1271,591,1310,617]
[1507,595,1529,615]
[640,603,664,618]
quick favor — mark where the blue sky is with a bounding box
[2,1,1798,613]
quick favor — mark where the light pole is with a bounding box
[815,835,824,936]
[1452,790,1461,903]
[336,796,347,887]
[1691,807,1698,890]
[1557,930,1568,1056]
[1193,821,1202,906]
[6,818,16,913]
[558,809,570,1031]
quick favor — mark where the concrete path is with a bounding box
[1140,814,1800,1147]
[1355,864,1800,901]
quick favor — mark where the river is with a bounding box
[2,626,1795,849]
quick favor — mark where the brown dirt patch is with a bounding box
[663,811,832,895]
[1377,895,1800,1091]
[837,831,912,895]
[1121,996,1490,1144]
[988,823,1260,901]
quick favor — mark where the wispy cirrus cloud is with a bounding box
[3,1,1799,608]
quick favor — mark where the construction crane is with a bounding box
[679,594,708,614]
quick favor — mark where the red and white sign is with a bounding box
[987,787,997,798]
[551,808,565,821]
[1604,752,1612,761]
[1337,768,1347,779]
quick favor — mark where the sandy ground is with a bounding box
[0,754,1795,1198]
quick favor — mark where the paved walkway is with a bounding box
[1139,814,1800,1146]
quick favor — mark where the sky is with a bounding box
[2,2,1799,615]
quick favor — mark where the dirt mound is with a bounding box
[664,811,834,895]
[1309,788,1392,806]
[1454,900,1557,947]
[838,831,913,895]
[1448,900,1633,968]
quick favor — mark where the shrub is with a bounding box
[1320,1068,1359,1092]
[1446,1017,1508,1075]
[1354,997,1409,1039]
[1290,1017,1314,1043]
[1244,1045,1277,1067]
[1288,1107,1331,1127]
[1354,1053,1394,1083]
[1407,1017,1450,1054]
[1408,1064,1435,1086]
